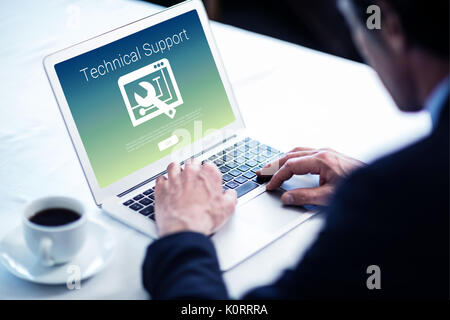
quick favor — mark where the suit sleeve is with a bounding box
[142,231,229,299]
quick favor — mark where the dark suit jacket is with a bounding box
[142,101,449,299]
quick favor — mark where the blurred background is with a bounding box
[150,0,363,62]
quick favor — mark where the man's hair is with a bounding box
[348,0,449,58]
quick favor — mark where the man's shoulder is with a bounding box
[361,124,447,184]
[362,102,449,186]
[363,134,442,181]
[331,128,449,220]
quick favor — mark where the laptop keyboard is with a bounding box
[121,137,282,221]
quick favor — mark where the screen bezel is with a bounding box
[43,0,245,205]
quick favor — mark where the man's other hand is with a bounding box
[256,147,365,206]
[154,159,237,237]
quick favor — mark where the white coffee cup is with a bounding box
[23,196,87,267]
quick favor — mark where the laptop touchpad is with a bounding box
[237,190,309,232]
[212,188,315,271]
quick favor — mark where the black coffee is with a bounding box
[29,208,81,227]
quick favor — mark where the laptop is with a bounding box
[44,0,317,271]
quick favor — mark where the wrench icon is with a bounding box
[134,81,176,119]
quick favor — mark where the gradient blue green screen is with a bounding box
[55,10,235,188]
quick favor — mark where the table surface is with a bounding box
[0,0,430,299]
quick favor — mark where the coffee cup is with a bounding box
[23,196,87,266]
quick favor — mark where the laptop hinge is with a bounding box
[116,134,238,198]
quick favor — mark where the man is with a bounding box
[142,0,449,299]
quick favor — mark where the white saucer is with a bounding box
[0,220,115,285]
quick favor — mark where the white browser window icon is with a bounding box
[118,58,183,127]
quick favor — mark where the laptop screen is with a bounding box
[55,10,236,188]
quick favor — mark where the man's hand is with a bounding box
[154,159,237,237]
[257,147,365,206]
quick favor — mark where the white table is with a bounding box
[0,0,430,299]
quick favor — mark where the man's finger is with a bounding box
[266,156,321,190]
[202,160,221,176]
[210,190,236,234]
[183,158,201,175]
[201,161,222,185]
[223,189,237,215]
[288,146,315,153]
[167,162,181,180]
[257,150,318,176]
[220,189,237,231]
[155,175,168,193]
[281,185,334,206]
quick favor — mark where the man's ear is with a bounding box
[378,0,408,56]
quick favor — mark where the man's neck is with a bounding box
[410,50,449,105]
